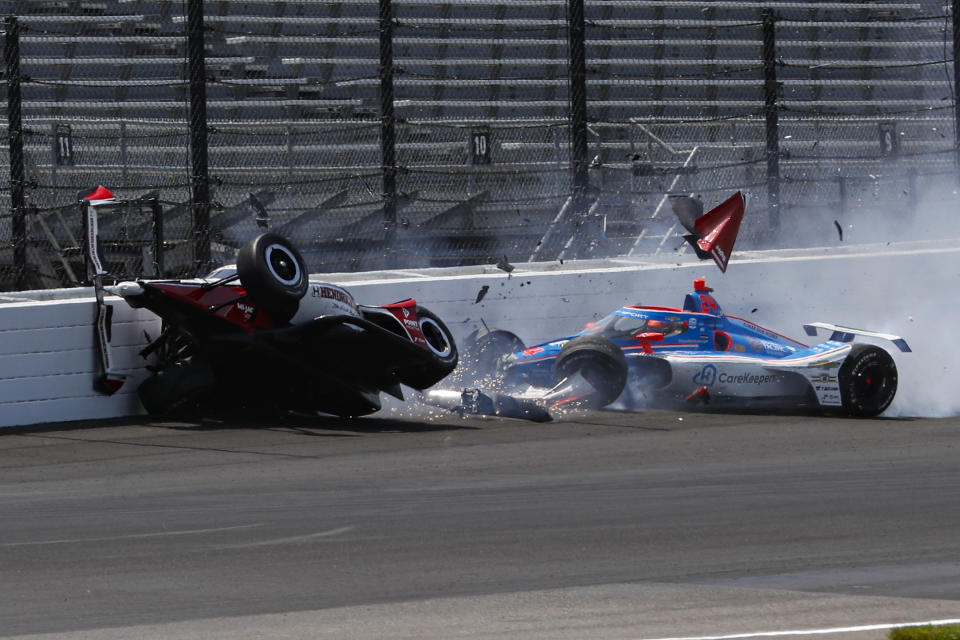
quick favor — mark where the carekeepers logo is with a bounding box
[693,364,717,387]
[719,372,779,386]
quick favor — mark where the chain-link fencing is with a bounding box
[0,0,956,290]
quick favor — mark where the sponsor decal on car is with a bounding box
[809,358,843,369]
[718,372,780,385]
[693,364,718,387]
[312,285,360,313]
[819,392,842,405]
[237,302,256,321]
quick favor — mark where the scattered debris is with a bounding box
[250,193,270,228]
[496,255,515,273]
[833,219,843,241]
[474,285,489,304]
[685,385,711,405]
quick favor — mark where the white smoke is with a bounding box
[370,172,960,421]
[718,173,960,418]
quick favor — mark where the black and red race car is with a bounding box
[111,231,458,418]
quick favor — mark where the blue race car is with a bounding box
[427,277,910,421]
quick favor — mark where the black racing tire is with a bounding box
[237,233,309,323]
[554,336,628,409]
[838,344,898,417]
[463,328,525,378]
[400,306,460,391]
[137,360,217,417]
[416,305,459,372]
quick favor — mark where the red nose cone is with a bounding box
[694,278,709,292]
[84,185,114,201]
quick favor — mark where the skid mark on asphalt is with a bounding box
[219,526,355,549]
[17,432,342,459]
[641,618,960,640]
[0,523,264,547]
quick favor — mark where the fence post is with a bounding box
[761,8,780,231]
[837,174,847,217]
[150,196,165,277]
[186,0,211,274]
[4,16,26,290]
[953,0,960,179]
[379,0,398,265]
[567,0,591,256]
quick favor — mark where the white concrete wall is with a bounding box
[0,239,955,428]
[0,296,160,428]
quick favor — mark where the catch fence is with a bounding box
[0,0,957,290]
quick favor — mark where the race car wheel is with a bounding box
[398,306,460,391]
[838,344,897,418]
[237,232,309,323]
[137,360,216,417]
[416,305,459,370]
[463,328,525,378]
[554,336,628,409]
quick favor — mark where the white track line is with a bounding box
[640,619,960,640]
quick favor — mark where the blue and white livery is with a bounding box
[431,278,910,421]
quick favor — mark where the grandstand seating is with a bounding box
[0,0,952,285]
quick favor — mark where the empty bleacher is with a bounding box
[0,0,953,286]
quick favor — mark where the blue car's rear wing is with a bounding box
[802,322,911,353]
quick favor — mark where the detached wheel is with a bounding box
[463,328,525,378]
[138,360,216,417]
[237,233,308,323]
[839,344,897,417]
[554,336,628,409]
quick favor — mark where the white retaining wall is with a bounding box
[1,239,955,428]
[0,296,161,428]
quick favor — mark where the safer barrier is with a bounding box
[0,239,954,428]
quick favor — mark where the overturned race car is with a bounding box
[110,231,459,418]
[427,278,910,421]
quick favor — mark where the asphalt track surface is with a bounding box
[2,408,960,639]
